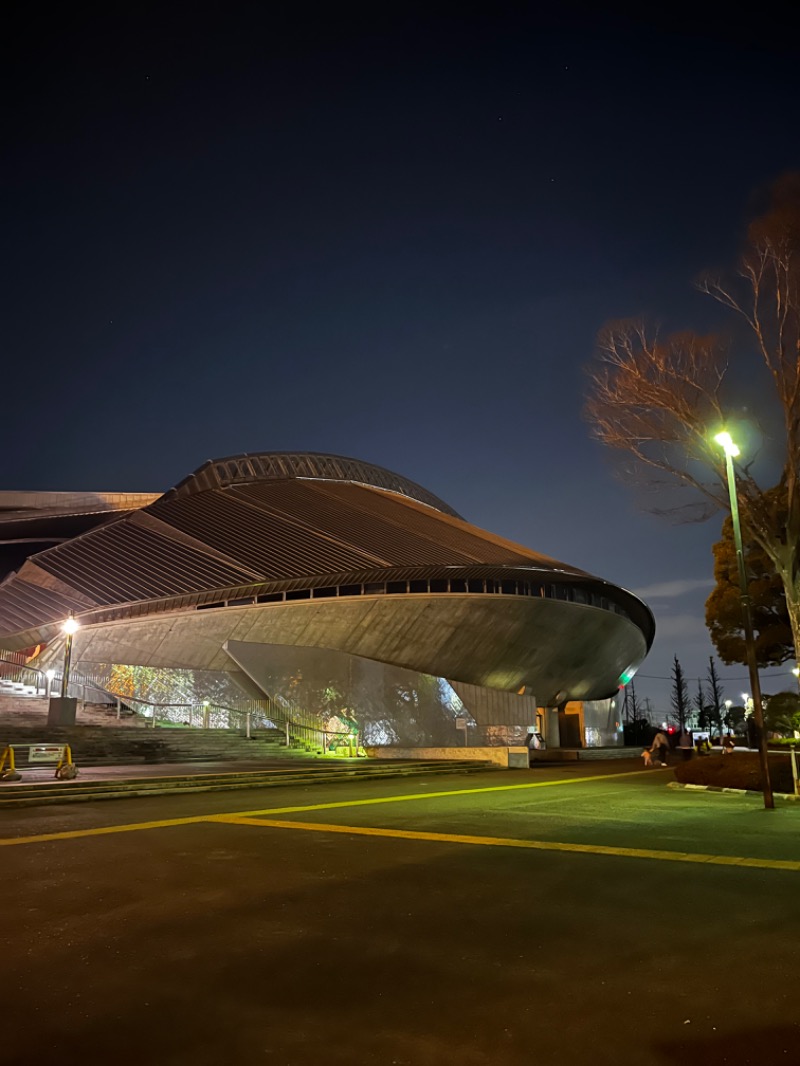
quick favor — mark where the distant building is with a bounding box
[0,452,654,748]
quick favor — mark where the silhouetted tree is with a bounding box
[706,657,726,738]
[694,678,710,732]
[585,175,800,663]
[706,503,794,667]
[671,656,690,732]
[763,691,800,736]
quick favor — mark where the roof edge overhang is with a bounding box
[0,563,655,653]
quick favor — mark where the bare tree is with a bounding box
[693,677,708,732]
[585,176,800,659]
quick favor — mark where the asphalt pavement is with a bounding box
[2,761,799,1066]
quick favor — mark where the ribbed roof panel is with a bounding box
[149,488,388,577]
[0,454,629,649]
[312,481,566,568]
[0,578,88,633]
[230,480,484,567]
[33,521,259,604]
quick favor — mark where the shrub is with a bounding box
[673,753,796,794]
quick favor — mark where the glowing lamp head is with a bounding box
[714,431,740,458]
[62,616,80,636]
[793,667,800,678]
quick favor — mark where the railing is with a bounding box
[0,658,49,695]
[2,658,360,752]
[101,694,276,732]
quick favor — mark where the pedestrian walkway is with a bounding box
[0,756,495,808]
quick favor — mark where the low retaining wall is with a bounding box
[364,746,530,768]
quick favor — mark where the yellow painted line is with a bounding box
[0,768,647,849]
[224,768,653,819]
[0,814,209,848]
[213,815,800,873]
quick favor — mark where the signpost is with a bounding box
[455,717,468,747]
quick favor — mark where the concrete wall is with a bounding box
[67,593,647,706]
[364,745,530,768]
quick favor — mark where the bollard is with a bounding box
[791,746,799,798]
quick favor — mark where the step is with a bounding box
[0,761,494,807]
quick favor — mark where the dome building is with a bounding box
[0,453,653,750]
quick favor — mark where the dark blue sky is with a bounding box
[5,6,799,712]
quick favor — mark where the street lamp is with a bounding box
[714,430,774,809]
[792,666,800,692]
[60,613,80,697]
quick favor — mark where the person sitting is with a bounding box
[722,734,735,755]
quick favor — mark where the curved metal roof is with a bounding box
[165,451,463,518]
[0,455,654,659]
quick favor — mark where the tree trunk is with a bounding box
[782,571,800,666]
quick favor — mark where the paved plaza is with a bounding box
[3,763,800,1065]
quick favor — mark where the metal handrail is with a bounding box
[0,658,48,692]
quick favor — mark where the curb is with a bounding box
[668,781,800,801]
[0,763,494,808]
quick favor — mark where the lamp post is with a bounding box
[60,613,80,698]
[714,431,774,809]
[722,698,732,738]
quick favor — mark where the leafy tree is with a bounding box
[585,175,800,666]
[706,503,794,667]
[671,656,690,732]
[763,691,800,736]
[725,703,747,734]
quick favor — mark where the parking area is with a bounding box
[3,764,800,1065]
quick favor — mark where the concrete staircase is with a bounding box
[0,685,306,765]
[0,757,497,808]
[0,723,300,766]
[0,696,147,728]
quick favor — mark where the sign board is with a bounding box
[28,745,66,763]
[455,718,467,731]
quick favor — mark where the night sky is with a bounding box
[5,7,800,714]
